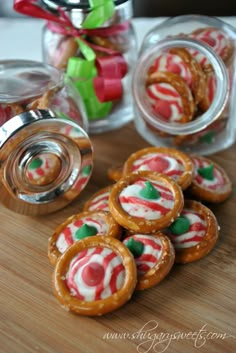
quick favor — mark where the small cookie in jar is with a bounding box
[148,47,206,104]
[146,71,195,124]
[190,27,234,71]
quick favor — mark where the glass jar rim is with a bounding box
[0,59,64,104]
[144,14,236,38]
[132,37,229,135]
[42,0,132,28]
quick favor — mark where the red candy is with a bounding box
[82,262,105,286]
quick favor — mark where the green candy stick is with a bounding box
[82,0,115,29]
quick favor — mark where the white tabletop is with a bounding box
[0,17,236,61]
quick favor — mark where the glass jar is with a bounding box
[132,15,236,155]
[0,60,93,216]
[40,0,137,133]
[0,59,88,129]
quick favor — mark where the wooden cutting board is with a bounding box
[1,122,235,353]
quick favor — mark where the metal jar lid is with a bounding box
[0,109,93,216]
[41,0,133,28]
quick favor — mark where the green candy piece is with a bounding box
[126,238,144,258]
[139,181,160,200]
[169,216,190,235]
[28,158,43,170]
[199,130,215,144]
[75,224,98,240]
[198,163,214,180]
[82,165,92,176]
[74,79,112,120]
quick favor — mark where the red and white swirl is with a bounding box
[168,209,207,249]
[191,28,230,60]
[146,83,184,122]
[189,28,231,69]
[149,53,192,87]
[187,48,211,69]
[123,234,163,275]
[87,191,110,212]
[130,153,184,181]
[192,157,226,190]
[119,178,174,220]
[66,246,125,301]
[56,216,109,254]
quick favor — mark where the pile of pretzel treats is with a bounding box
[47,146,232,316]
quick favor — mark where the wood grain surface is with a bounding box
[0,122,235,353]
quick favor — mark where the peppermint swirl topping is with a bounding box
[131,153,184,180]
[119,179,174,220]
[192,157,225,190]
[124,235,163,275]
[56,216,109,253]
[66,247,125,301]
[168,209,207,249]
[87,191,110,212]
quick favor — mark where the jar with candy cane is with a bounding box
[0,60,93,216]
[132,15,236,155]
[14,0,137,134]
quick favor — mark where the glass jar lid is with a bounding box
[0,109,93,215]
[41,0,133,27]
[0,60,63,104]
[42,0,128,9]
